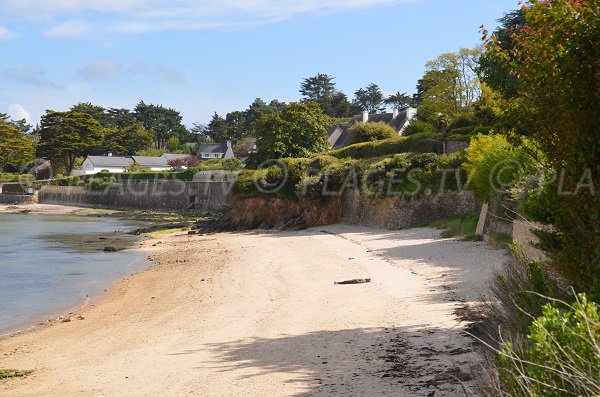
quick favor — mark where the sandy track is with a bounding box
[0,225,506,396]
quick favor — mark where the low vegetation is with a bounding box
[424,212,480,240]
[0,369,33,379]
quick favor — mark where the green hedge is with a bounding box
[328,133,444,159]
[233,151,467,201]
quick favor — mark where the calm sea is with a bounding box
[0,214,147,335]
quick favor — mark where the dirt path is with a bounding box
[0,225,506,396]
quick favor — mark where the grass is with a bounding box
[488,231,513,248]
[0,369,33,379]
[424,212,481,241]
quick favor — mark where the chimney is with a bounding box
[362,111,369,123]
[392,108,399,119]
[226,140,232,150]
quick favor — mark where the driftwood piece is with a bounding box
[334,278,371,285]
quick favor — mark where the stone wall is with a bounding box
[512,219,547,262]
[0,194,35,205]
[340,190,480,229]
[38,181,233,211]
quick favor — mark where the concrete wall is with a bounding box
[0,194,35,205]
[38,180,233,211]
[340,190,480,229]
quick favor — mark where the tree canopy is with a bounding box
[37,110,104,175]
[0,119,36,171]
[254,102,331,162]
[353,83,385,113]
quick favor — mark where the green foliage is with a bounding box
[463,134,536,203]
[87,176,117,191]
[103,122,154,156]
[482,0,600,299]
[134,101,189,150]
[234,151,467,201]
[402,120,437,136]
[222,157,243,171]
[0,119,36,171]
[329,133,443,159]
[352,83,385,113]
[426,213,480,240]
[348,122,397,144]
[497,294,600,397]
[37,110,104,175]
[0,369,33,379]
[254,102,331,162]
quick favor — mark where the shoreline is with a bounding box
[0,223,507,396]
[0,204,153,337]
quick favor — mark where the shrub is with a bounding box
[167,155,199,170]
[348,122,397,144]
[222,158,243,171]
[402,120,437,136]
[497,294,600,397]
[329,133,443,159]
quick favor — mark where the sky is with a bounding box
[0,0,519,127]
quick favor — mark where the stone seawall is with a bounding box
[340,190,480,229]
[0,194,35,205]
[38,181,234,211]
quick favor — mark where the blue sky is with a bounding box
[0,0,518,127]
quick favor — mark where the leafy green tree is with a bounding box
[103,122,154,155]
[0,119,36,171]
[10,119,32,134]
[37,110,104,175]
[329,91,352,117]
[134,101,188,149]
[254,102,331,161]
[416,48,482,123]
[348,122,397,144]
[483,0,600,298]
[353,83,385,113]
[385,92,415,110]
[225,111,248,141]
[166,136,185,153]
[106,108,137,129]
[70,103,110,127]
[190,122,213,144]
[206,112,229,142]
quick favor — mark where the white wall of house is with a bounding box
[147,166,172,172]
[82,158,129,175]
[198,152,224,159]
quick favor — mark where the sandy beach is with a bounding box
[0,220,507,396]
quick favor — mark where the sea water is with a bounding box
[0,214,147,334]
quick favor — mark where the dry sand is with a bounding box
[0,224,507,396]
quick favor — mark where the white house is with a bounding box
[197,140,235,160]
[130,156,171,172]
[81,155,134,175]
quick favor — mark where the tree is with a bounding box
[254,102,331,161]
[206,112,229,142]
[0,119,35,171]
[37,110,104,175]
[482,0,600,297]
[190,123,213,144]
[134,101,188,149]
[385,92,415,111]
[70,103,110,127]
[102,122,154,155]
[353,84,385,113]
[106,108,138,129]
[300,73,336,111]
[10,119,32,134]
[167,155,199,170]
[416,48,482,122]
[329,92,352,118]
[225,111,248,142]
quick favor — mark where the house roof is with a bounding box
[131,156,170,167]
[161,153,191,161]
[198,143,228,154]
[86,156,133,167]
[327,126,350,149]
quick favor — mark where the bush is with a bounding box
[497,294,600,397]
[402,120,437,136]
[329,133,443,159]
[348,122,397,144]
[222,158,243,171]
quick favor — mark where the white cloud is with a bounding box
[7,104,31,123]
[2,0,417,35]
[0,26,16,40]
[129,60,186,83]
[2,65,61,88]
[45,19,91,39]
[77,59,123,80]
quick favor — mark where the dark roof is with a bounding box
[327,126,350,149]
[86,156,133,167]
[131,156,170,167]
[161,153,192,161]
[197,143,227,154]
